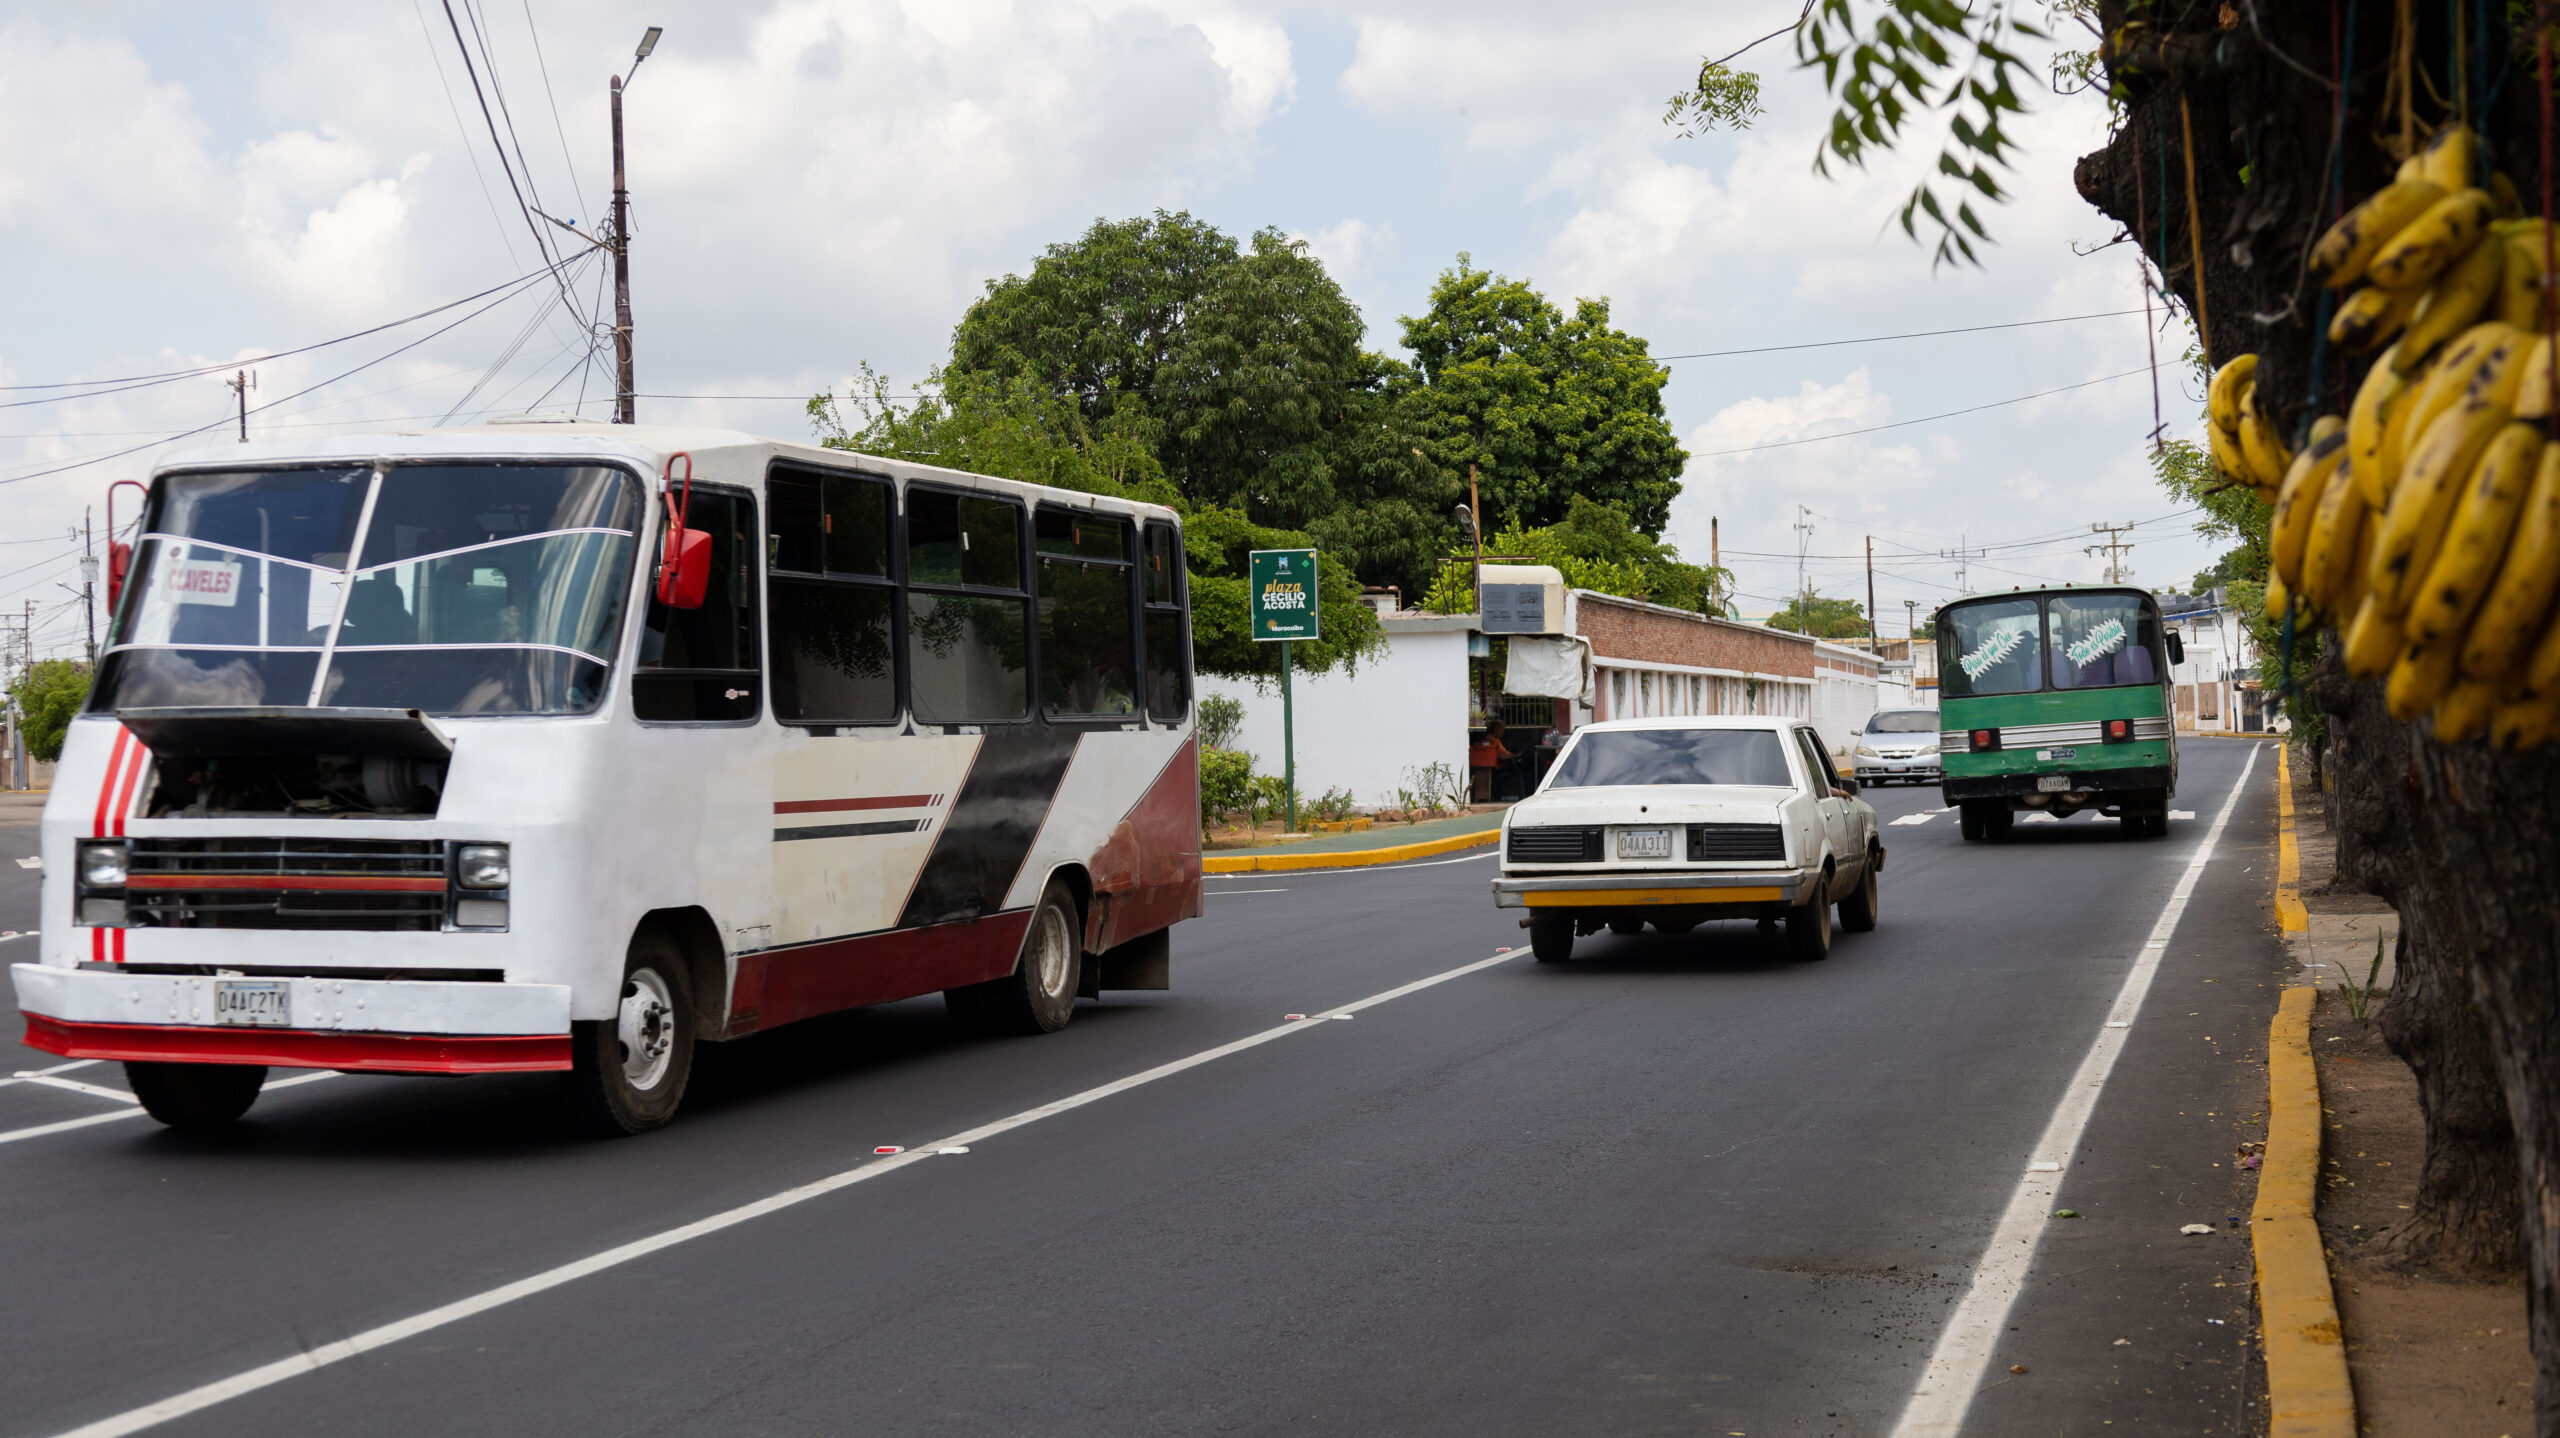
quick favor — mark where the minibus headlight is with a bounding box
[77,840,129,889]
[456,844,511,890]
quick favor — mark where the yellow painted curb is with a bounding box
[2275,741,2307,933]
[1201,827,1500,873]
[2254,986,2355,1436]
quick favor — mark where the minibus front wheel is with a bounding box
[567,929,697,1137]
[127,1062,266,1131]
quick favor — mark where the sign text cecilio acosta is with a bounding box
[1247,548,1319,642]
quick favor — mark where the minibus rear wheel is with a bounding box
[948,881,1082,1036]
[567,932,696,1137]
[126,1062,266,1131]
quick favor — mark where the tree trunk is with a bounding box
[2319,655,2523,1276]
[2076,0,2560,1421]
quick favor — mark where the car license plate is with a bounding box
[214,980,290,1027]
[1619,828,1672,859]
[2036,774,2070,793]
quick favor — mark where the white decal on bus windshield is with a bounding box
[2065,617,2128,668]
[1959,625,2029,680]
[169,559,241,607]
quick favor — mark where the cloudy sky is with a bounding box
[0,0,2212,663]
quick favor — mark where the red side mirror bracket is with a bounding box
[655,453,710,610]
[105,479,146,612]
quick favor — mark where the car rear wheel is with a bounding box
[1529,916,1574,963]
[1838,850,1881,933]
[1787,883,1833,961]
[126,1062,266,1131]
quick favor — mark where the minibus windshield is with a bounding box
[93,463,643,715]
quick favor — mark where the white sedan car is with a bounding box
[1491,716,1883,963]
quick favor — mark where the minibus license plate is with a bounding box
[1619,828,1672,859]
[214,980,291,1027]
[2036,775,2070,793]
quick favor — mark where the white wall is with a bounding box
[1199,625,1470,809]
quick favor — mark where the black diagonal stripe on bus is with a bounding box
[772,819,926,842]
[896,724,1082,929]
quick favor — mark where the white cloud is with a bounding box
[1293,217,1392,281]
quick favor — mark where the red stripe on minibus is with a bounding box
[92,728,131,837]
[110,738,148,837]
[772,793,940,815]
[20,1015,572,1074]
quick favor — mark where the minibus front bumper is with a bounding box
[10,963,573,1073]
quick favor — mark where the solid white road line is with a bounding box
[1888,813,1936,827]
[1204,888,1290,896]
[0,1071,341,1149]
[45,950,1526,1438]
[1,929,38,942]
[1885,743,2261,1438]
[9,1073,138,1104]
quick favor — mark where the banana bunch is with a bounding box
[2266,125,2560,748]
[2205,353,2292,498]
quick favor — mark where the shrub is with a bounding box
[1200,746,1253,832]
[7,659,90,763]
[1310,786,1357,824]
[1198,693,1245,751]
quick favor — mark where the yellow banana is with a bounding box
[2416,125,2479,191]
[2398,234,2505,362]
[2525,585,2560,696]
[2343,591,2404,677]
[2331,285,2407,350]
[2405,422,2543,645]
[2265,571,2291,621]
[2499,234,2554,330]
[2370,397,2510,617]
[2493,170,2525,220]
[2206,353,2257,436]
[2302,463,2371,609]
[2207,411,2252,484]
[2433,676,2497,741]
[2518,334,2560,420]
[2348,347,2409,507]
[2345,502,2379,611]
[2392,323,2516,485]
[2312,180,2450,287]
[2461,440,2560,679]
[2466,328,2534,410]
[2491,693,2560,750]
[2369,188,2496,290]
[2236,382,2292,492]
[2386,640,2460,721]
[2271,425,2347,590]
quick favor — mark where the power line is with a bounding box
[519,0,593,222]
[1690,367,2153,459]
[411,0,525,273]
[1654,308,2145,362]
[438,0,587,333]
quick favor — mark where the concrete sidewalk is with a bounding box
[1207,806,1510,857]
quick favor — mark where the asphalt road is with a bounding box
[0,739,2289,1437]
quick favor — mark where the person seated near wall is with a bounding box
[1469,718,1524,803]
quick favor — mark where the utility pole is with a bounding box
[612,27,662,425]
[226,370,255,441]
[1939,534,1986,593]
[77,511,96,663]
[2086,521,2136,584]
[1864,536,1877,648]
[1905,598,1919,640]
[1792,505,1815,627]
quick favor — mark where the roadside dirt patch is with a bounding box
[2308,990,2532,1432]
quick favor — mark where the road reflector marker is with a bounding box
[935,1146,968,1155]
[872,1146,902,1155]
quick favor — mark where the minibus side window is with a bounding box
[766,466,897,727]
[1141,521,1188,722]
[1036,507,1136,718]
[635,489,761,723]
[905,488,1029,724]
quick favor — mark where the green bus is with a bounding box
[1935,585,2183,841]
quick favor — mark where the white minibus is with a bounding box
[11,423,1202,1134]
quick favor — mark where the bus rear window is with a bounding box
[2049,593,2163,689]
[1940,598,2042,698]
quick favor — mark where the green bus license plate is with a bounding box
[2036,775,2070,793]
[214,980,291,1027]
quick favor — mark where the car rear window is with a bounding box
[1547,729,1792,789]
[1867,710,1936,733]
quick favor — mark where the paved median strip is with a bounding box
[2254,986,2355,1436]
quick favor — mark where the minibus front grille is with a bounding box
[124,839,449,932]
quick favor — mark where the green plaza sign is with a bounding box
[1248,548,1320,642]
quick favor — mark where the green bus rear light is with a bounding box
[1969,728,1999,752]
[2104,719,2132,742]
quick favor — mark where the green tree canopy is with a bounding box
[1398,258,1687,536]
[8,658,90,763]
[1421,496,1729,616]
[1765,592,1870,640]
[947,212,1456,597]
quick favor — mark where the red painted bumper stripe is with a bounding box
[20,1015,572,1074]
[773,793,940,815]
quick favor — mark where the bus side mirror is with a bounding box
[107,541,133,610]
[657,527,710,609]
[2165,632,2185,665]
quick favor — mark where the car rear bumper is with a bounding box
[1491,869,1822,909]
[10,962,574,1073]
[1941,764,2173,803]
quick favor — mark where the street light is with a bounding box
[633,26,662,71]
